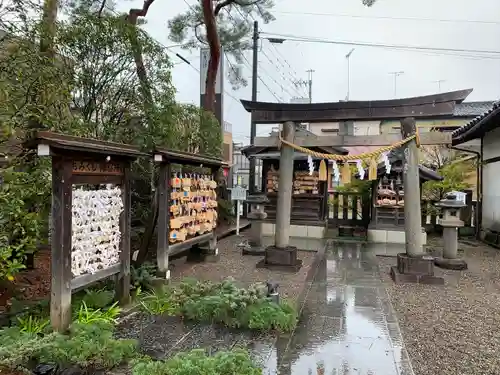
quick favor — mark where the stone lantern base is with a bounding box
[390,253,444,285]
[239,220,267,256]
[240,240,266,256]
[256,245,302,272]
[434,257,468,270]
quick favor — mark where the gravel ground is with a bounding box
[169,235,319,305]
[378,239,500,375]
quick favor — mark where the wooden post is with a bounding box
[116,162,131,305]
[50,157,73,332]
[460,189,473,227]
[275,121,295,248]
[209,165,219,255]
[156,162,170,278]
[400,118,425,257]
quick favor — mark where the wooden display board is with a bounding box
[152,148,223,280]
[26,132,143,332]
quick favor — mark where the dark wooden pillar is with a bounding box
[156,162,171,278]
[209,165,219,255]
[117,163,131,305]
[50,157,73,332]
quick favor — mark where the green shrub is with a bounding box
[0,321,137,371]
[131,262,157,291]
[140,289,177,316]
[74,301,121,325]
[132,348,261,375]
[139,278,298,332]
[16,315,50,335]
[38,322,137,368]
[0,166,47,281]
[80,288,115,309]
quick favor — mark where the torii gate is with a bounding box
[241,89,472,283]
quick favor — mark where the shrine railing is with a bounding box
[328,192,371,228]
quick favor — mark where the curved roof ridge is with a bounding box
[241,89,473,113]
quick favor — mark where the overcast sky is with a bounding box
[117,0,500,144]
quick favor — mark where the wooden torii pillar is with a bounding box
[241,89,471,283]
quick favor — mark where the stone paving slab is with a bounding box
[275,241,413,375]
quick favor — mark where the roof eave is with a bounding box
[453,105,500,145]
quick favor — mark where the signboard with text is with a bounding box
[200,48,223,95]
[230,186,247,201]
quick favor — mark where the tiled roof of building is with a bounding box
[453,101,497,117]
[452,101,500,144]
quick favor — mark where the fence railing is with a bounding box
[327,192,477,232]
[327,192,370,228]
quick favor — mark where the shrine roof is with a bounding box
[355,150,442,181]
[25,131,145,158]
[452,101,500,144]
[153,147,223,167]
[242,128,348,158]
[385,150,442,181]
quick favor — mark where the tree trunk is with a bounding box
[201,0,220,114]
[40,0,59,58]
[27,0,60,135]
[127,0,156,124]
[126,1,157,207]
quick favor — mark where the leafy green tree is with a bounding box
[420,145,476,201]
[56,7,175,145]
[422,160,475,201]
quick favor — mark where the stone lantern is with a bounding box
[434,192,468,270]
[239,193,269,256]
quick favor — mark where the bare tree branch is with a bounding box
[127,0,155,25]
[214,0,259,15]
[97,0,106,17]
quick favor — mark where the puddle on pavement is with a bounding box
[116,241,413,375]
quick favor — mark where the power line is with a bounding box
[263,42,308,97]
[259,49,303,98]
[261,32,500,56]
[222,8,284,102]
[229,4,307,98]
[272,10,500,26]
[180,0,282,102]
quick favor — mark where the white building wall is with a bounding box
[481,127,500,232]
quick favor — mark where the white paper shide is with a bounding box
[71,186,123,276]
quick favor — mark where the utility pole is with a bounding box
[248,20,259,194]
[345,48,355,101]
[432,79,446,93]
[306,69,314,103]
[293,79,308,102]
[389,71,404,98]
[294,70,314,103]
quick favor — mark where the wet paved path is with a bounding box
[271,241,414,375]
